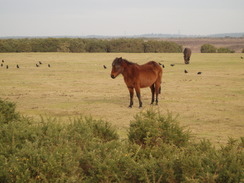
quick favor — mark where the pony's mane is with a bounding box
[122,58,137,65]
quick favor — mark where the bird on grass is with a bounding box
[6,65,8,69]
[39,61,42,64]
[170,64,175,67]
[1,63,3,67]
[36,64,39,67]
[197,72,202,75]
[48,64,51,67]
[17,64,19,69]
[2,60,4,63]
[184,70,188,73]
[103,65,107,69]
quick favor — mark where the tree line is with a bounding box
[0,38,183,53]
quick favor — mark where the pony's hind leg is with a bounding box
[135,87,142,108]
[155,83,161,105]
[150,84,155,104]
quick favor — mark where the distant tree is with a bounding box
[144,40,182,53]
[16,39,32,52]
[69,39,86,52]
[85,39,107,52]
[108,39,144,53]
[200,44,217,53]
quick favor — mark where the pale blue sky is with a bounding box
[0,0,243,37]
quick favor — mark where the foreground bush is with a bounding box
[128,110,190,147]
[0,99,243,182]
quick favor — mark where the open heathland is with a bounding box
[0,52,244,144]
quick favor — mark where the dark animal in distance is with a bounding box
[103,65,107,69]
[17,65,19,69]
[36,64,39,67]
[39,61,42,65]
[48,64,51,67]
[170,64,175,67]
[2,60,4,63]
[197,72,202,75]
[184,70,188,73]
[6,65,8,69]
[183,48,192,64]
[111,57,163,108]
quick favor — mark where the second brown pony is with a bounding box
[111,57,163,108]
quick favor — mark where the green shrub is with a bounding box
[217,47,235,53]
[0,99,19,124]
[0,99,243,183]
[128,109,190,147]
[201,44,217,53]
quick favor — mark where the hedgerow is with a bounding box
[0,38,183,53]
[0,98,243,182]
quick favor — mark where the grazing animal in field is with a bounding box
[111,57,163,108]
[103,65,107,69]
[48,64,51,67]
[170,64,175,67]
[197,72,202,75]
[183,48,192,64]
[184,69,188,73]
[17,65,19,69]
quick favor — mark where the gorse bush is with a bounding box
[0,99,19,124]
[0,98,243,182]
[217,47,235,53]
[128,109,190,147]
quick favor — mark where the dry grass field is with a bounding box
[0,52,243,145]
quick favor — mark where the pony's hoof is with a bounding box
[128,105,133,108]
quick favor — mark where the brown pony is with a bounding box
[111,57,163,108]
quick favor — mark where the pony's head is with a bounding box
[111,57,124,79]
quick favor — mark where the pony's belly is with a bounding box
[140,80,155,88]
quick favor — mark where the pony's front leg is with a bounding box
[128,87,134,108]
[150,85,155,104]
[135,87,142,108]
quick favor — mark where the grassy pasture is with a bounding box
[0,52,243,144]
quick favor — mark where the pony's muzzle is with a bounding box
[111,74,115,79]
